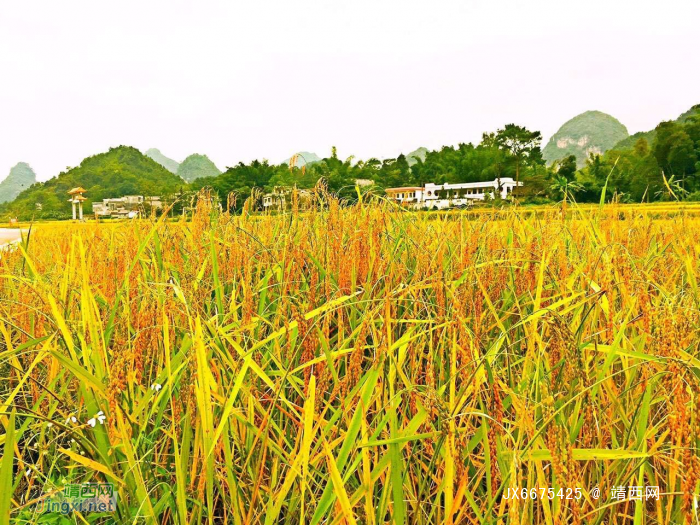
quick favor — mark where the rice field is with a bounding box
[1,195,700,524]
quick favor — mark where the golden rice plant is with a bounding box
[0,196,699,524]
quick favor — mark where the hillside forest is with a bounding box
[1,105,699,219]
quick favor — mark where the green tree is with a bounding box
[556,155,577,182]
[549,174,582,201]
[494,124,543,187]
[652,121,681,169]
[667,131,697,176]
[578,137,664,203]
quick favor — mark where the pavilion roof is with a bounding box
[67,187,87,195]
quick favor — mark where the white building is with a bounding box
[386,178,521,209]
[384,187,424,205]
[262,187,313,211]
[92,195,162,218]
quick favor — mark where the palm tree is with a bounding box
[549,175,582,216]
[654,172,688,201]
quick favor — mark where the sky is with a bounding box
[1,0,699,182]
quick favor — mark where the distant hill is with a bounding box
[177,154,221,182]
[0,146,185,220]
[145,148,180,174]
[0,162,36,204]
[543,111,629,167]
[284,152,322,168]
[614,104,700,150]
[406,147,428,166]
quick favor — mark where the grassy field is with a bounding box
[1,196,700,524]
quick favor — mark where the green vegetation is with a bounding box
[543,111,629,167]
[194,107,698,207]
[614,104,700,151]
[191,159,280,210]
[0,162,36,204]
[195,126,549,209]
[493,124,543,185]
[4,105,700,220]
[177,153,221,182]
[0,124,550,217]
[0,147,185,220]
[575,108,700,202]
[145,148,180,174]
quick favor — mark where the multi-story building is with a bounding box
[386,178,521,209]
[262,187,313,211]
[384,187,424,205]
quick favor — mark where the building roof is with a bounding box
[424,178,520,190]
[67,187,87,195]
[68,195,87,201]
[385,187,423,193]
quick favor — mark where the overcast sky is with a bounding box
[1,0,699,181]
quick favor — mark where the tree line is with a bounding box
[196,112,700,210]
[193,124,547,209]
[4,110,699,220]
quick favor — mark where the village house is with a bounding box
[92,195,162,218]
[262,187,313,211]
[262,179,374,211]
[386,178,521,209]
[384,187,424,205]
